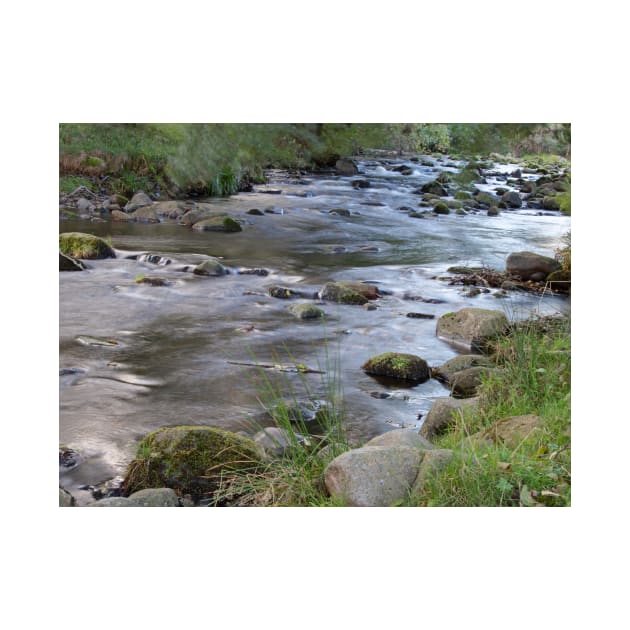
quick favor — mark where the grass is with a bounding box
[408,315,571,507]
[212,343,350,506]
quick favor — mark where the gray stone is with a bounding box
[324,445,424,507]
[436,308,508,352]
[193,258,228,276]
[76,197,95,213]
[124,191,153,212]
[131,206,160,223]
[86,497,135,506]
[288,303,325,320]
[433,355,494,383]
[450,366,493,398]
[127,488,180,506]
[366,429,434,451]
[420,397,480,440]
[501,191,522,208]
[506,251,561,281]
[59,487,75,507]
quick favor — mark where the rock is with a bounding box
[87,497,135,507]
[124,191,153,212]
[59,232,116,259]
[110,193,129,206]
[59,487,75,507]
[501,191,522,208]
[268,286,305,299]
[406,312,435,319]
[126,488,180,507]
[247,208,264,215]
[288,303,325,320]
[323,445,424,506]
[336,158,359,175]
[362,352,430,383]
[436,308,508,352]
[421,180,448,196]
[366,428,434,451]
[450,366,493,398]
[433,202,450,215]
[477,414,543,449]
[76,197,96,213]
[192,216,242,232]
[253,427,295,458]
[411,449,454,496]
[329,208,351,217]
[351,179,371,189]
[420,397,480,440]
[433,355,494,383]
[136,253,172,266]
[193,258,228,276]
[506,251,561,281]
[111,209,133,222]
[122,425,262,500]
[487,206,500,216]
[131,206,160,223]
[542,196,561,210]
[136,276,169,286]
[319,281,379,305]
[59,251,86,271]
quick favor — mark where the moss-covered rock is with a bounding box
[319,281,379,305]
[123,425,262,500]
[487,206,500,216]
[192,216,242,232]
[362,352,430,383]
[421,180,448,196]
[59,232,116,259]
[433,202,450,215]
[288,303,325,320]
[542,196,561,211]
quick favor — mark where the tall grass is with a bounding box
[212,342,350,507]
[410,315,571,507]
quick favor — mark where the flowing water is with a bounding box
[59,157,570,503]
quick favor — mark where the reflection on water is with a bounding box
[59,161,570,501]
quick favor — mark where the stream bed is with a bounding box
[59,156,570,504]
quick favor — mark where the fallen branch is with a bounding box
[227,360,325,374]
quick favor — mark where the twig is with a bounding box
[227,360,325,374]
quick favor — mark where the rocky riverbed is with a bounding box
[59,153,570,506]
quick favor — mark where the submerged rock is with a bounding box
[192,216,242,232]
[288,303,325,320]
[319,281,379,305]
[193,258,228,276]
[362,352,430,383]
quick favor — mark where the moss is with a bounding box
[289,303,325,320]
[59,232,116,259]
[192,215,242,232]
[433,202,450,215]
[362,352,430,382]
[454,191,472,200]
[320,282,370,305]
[123,425,262,500]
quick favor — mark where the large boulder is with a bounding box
[336,158,359,176]
[59,232,116,259]
[323,445,424,506]
[420,397,480,440]
[124,191,153,213]
[506,251,561,281]
[366,428,434,451]
[436,308,508,352]
[122,426,262,500]
[362,352,430,383]
[59,251,86,271]
[410,449,454,496]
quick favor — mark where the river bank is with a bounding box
[59,152,570,506]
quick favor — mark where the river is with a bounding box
[59,156,570,504]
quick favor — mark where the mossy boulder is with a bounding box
[59,232,116,259]
[542,196,561,211]
[433,202,450,215]
[288,303,325,320]
[193,258,228,276]
[362,352,430,383]
[319,281,379,305]
[436,308,508,352]
[122,425,262,500]
[192,216,242,232]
